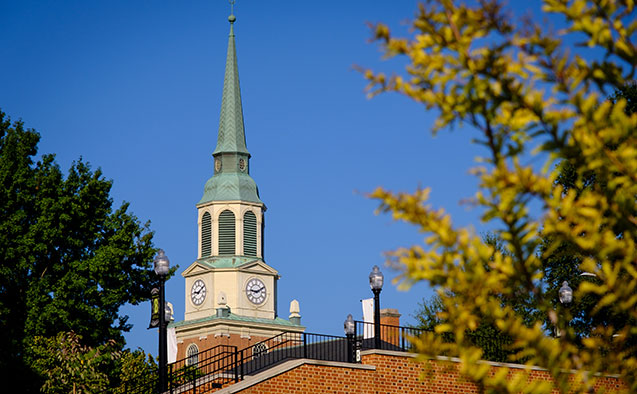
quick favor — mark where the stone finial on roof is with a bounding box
[289,299,301,325]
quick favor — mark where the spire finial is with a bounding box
[228,0,236,24]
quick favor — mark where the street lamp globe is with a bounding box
[559,281,573,305]
[154,249,170,277]
[344,313,356,363]
[369,265,384,291]
[344,314,355,336]
[165,302,173,322]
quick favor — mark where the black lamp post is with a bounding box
[154,249,170,393]
[344,314,355,363]
[369,265,384,349]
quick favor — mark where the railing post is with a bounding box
[354,321,357,342]
[234,347,239,383]
[192,362,197,394]
[353,321,361,362]
[303,333,307,358]
[401,327,405,351]
[346,333,354,363]
[240,349,244,380]
[169,363,173,394]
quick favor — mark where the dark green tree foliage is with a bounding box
[542,82,637,343]
[0,110,159,388]
[413,294,444,331]
[413,233,516,363]
[611,81,637,115]
[117,348,158,394]
[30,331,120,394]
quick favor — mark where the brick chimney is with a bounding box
[380,308,401,347]
[380,308,401,326]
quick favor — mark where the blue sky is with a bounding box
[0,0,539,355]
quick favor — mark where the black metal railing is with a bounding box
[118,367,158,394]
[120,321,521,393]
[120,331,355,393]
[167,344,238,393]
[118,344,238,394]
[465,329,514,363]
[354,320,424,352]
[236,331,350,378]
[122,323,428,393]
[353,320,515,363]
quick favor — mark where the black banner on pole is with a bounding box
[148,287,160,329]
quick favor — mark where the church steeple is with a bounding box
[176,4,303,355]
[197,7,265,264]
[213,13,249,157]
[199,11,262,205]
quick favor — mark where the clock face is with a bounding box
[214,158,222,172]
[238,158,246,172]
[245,278,266,305]
[191,279,206,306]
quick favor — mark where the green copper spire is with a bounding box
[199,10,262,205]
[213,12,249,156]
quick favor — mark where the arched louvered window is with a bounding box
[186,344,199,366]
[201,212,212,258]
[218,210,236,255]
[243,211,257,257]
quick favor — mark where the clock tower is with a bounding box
[172,10,304,360]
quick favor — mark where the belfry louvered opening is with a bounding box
[218,210,236,255]
[201,212,212,258]
[243,211,257,256]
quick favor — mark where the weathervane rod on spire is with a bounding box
[228,0,236,25]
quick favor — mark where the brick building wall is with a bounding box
[212,350,626,394]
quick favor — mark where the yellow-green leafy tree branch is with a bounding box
[363,0,636,392]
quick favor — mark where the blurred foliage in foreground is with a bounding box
[363,0,637,392]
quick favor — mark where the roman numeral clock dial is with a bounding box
[191,279,206,306]
[246,278,266,305]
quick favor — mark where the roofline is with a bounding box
[172,315,305,332]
